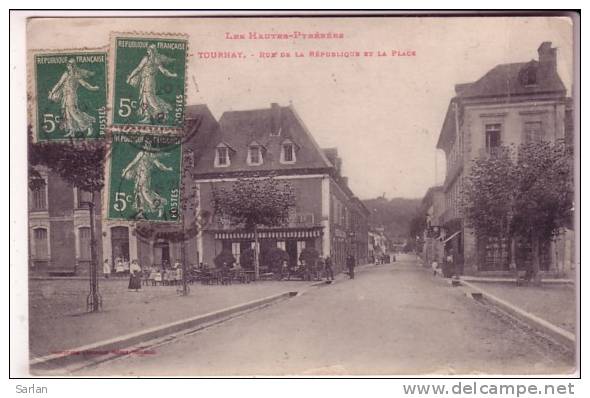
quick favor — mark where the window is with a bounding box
[79,227,91,260]
[215,145,230,167]
[519,63,538,86]
[247,145,262,165]
[280,141,296,164]
[232,242,241,265]
[77,188,93,208]
[31,186,47,211]
[485,123,502,155]
[523,121,544,143]
[297,241,306,262]
[33,228,48,258]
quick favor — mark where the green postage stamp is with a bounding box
[111,34,188,132]
[108,132,182,222]
[32,51,107,141]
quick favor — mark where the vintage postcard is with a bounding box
[17,13,578,378]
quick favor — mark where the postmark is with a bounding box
[107,132,182,222]
[110,33,188,133]
[32,51,108,141]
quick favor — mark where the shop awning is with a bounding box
[214,227,323,240]
[442,230,461,244]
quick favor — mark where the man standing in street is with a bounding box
[324,255,334,281]
[346,253,356,279]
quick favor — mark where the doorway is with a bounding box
[111,226,130,262]
[286,240,298,267]
[154,240,171,268]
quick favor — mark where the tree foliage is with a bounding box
[462,146,515,239]
[512,140,574,241]
[211,176,296,230]
[463,141,572,241]
[462,140,573,273]
[299,247,319,267]
[261,247,289,272]
[239,248,255,270]
[29,137,106,193]
[213,250,236,268]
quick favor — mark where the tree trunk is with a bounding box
[87,191,101,312]
[509,236,517,274]
[254,224,259,281]
[531,234,542,285]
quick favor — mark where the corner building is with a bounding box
[192,103,369,273]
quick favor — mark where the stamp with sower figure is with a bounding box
[32,51,108,141]
[110,34,188,133]
[107,132,182,223]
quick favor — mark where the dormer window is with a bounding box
[214,143,232,167]
[247,142,264,166]
[280,140,297,164]
[519,62,538,87]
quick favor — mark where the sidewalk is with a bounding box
[29,278,314,359]
[468,281,576,334]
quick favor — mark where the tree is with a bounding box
[213,250,236,269]
[408,209,427,253]
[511,140,573,279]
[29,134,106,312]
[261,247,289,274]
[462,141,573,280]
[462,146,516,270]
[212,176,296,280]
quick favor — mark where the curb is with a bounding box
[30,290,297,373]
[461,276,574,285]
[461,280,575,349]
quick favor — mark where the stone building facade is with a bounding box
[436,41,574,275]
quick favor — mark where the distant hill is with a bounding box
[362,197,422,239]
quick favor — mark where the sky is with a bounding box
[27,15,574,200]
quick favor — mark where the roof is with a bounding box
[183,104,221,165]
[192,104,334,176]
[436,45,567,151]
[455,61,565,99]
[436,101,457,151]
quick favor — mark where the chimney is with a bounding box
[341,176,348,187]
[538,41,557,71]
[270,103,281,136]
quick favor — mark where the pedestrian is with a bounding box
[128,259,142,291]
[444,248,455,278]
[431,259,439,276]
[324,255,334,281]
[280,259,289,280]
[301,259,311,281]
[103,259,111,279]
[346,254,356,279]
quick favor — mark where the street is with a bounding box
[77,255,575,376]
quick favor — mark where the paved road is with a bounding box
[78,255,575,376]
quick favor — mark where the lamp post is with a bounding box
[82,193,102,312]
